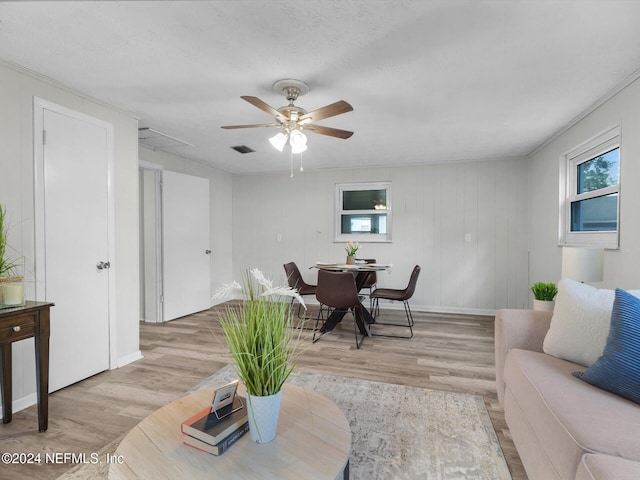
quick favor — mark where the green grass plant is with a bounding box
[0,205,19,277]
[531,282,558,301]
[219,270,306,397]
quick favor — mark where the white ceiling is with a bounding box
[1,1,640,175]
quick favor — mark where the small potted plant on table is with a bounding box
[531,282,558,311]
[0,204,24,309]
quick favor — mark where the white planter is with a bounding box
[246,390,282,443]
[0,278,25,309]
[533,299,555,312]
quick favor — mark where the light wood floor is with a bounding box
[0,304,527,480]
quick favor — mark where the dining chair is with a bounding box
[370,265,421,339]
[283,262,317,319]
[313,269,366,349]
[355,258,377,308]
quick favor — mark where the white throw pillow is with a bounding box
[543,278,640,367]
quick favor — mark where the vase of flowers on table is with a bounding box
[345,241,359,265]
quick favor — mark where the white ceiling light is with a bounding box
[269,129,307,154]
[289,130,307,154]
[269,132,287,152]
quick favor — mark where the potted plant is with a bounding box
[345,240,359,265]
[0,204,24,308]
[214,268,307,443]
[531,281,558,311]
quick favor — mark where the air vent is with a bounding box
[231,145,255,154]
[138,127,194,151]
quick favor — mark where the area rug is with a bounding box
[59,365,511,480]
[191,365,511,480]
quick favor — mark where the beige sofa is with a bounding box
[495,309,640,480]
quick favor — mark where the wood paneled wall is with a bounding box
[232,157,529,313]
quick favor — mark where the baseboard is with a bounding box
[411,304,497,317]
[0,392,38,419]
[302,298,496,317]
[116,350,143,368]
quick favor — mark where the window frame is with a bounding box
[559,125,621,249]
[334,181,392,243]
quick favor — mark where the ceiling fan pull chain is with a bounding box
[300,152,304,172]
[290,149,294,178]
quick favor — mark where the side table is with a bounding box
[0,301,54,432]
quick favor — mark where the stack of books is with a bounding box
[181,395,249,455]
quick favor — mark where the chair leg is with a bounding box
[404,300,415,327]
[369,299,413,339]
[312,305,326,344]
[353,309,366,349]
[288,297,316,330]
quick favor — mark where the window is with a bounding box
[559,126,620,249]
[335,182,391,242]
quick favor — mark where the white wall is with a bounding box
[529,78,640,291]
[138,148,234,302]
[232,159,530,314]
[0,60,140,409]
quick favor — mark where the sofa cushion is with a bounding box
[543,279,640,367]
[503,349,640,480]
[575,454,640,480]
[573,288,640,404]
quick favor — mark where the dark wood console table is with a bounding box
[0,301,53,432]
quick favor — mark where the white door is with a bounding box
[37,103,113,392]
[162,171,210,321]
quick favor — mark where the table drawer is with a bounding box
[0,319,36,343]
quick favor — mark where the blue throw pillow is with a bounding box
[572,288,640,404]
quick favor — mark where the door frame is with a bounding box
[33,97,118,370]
[139,160,164,323]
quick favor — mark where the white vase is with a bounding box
[0,278,25,309]
[533,299,555,312]
[246,390,282,443]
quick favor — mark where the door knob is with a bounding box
[205,250,211,255]
[96,261,111,270]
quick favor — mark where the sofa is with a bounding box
[495,306,640,480]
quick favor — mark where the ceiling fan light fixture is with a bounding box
[290,130,307,147]
[291,142,307,154]
[222,79,353,168]
[269,132,287,152]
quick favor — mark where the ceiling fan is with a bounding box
[221,79,353,153]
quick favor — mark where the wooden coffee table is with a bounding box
[109,383,351,479]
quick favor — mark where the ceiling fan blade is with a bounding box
[221,123,279,129]
[298,100,353,124]
[305,124,354,139]
[241,96,287,122]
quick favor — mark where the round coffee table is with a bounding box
[109,383,351,479]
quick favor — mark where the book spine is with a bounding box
[183,440,215,455]
[216,422,249,454]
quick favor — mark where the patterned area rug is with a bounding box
[59,365,511,479]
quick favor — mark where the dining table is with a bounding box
[311,262,392,336]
